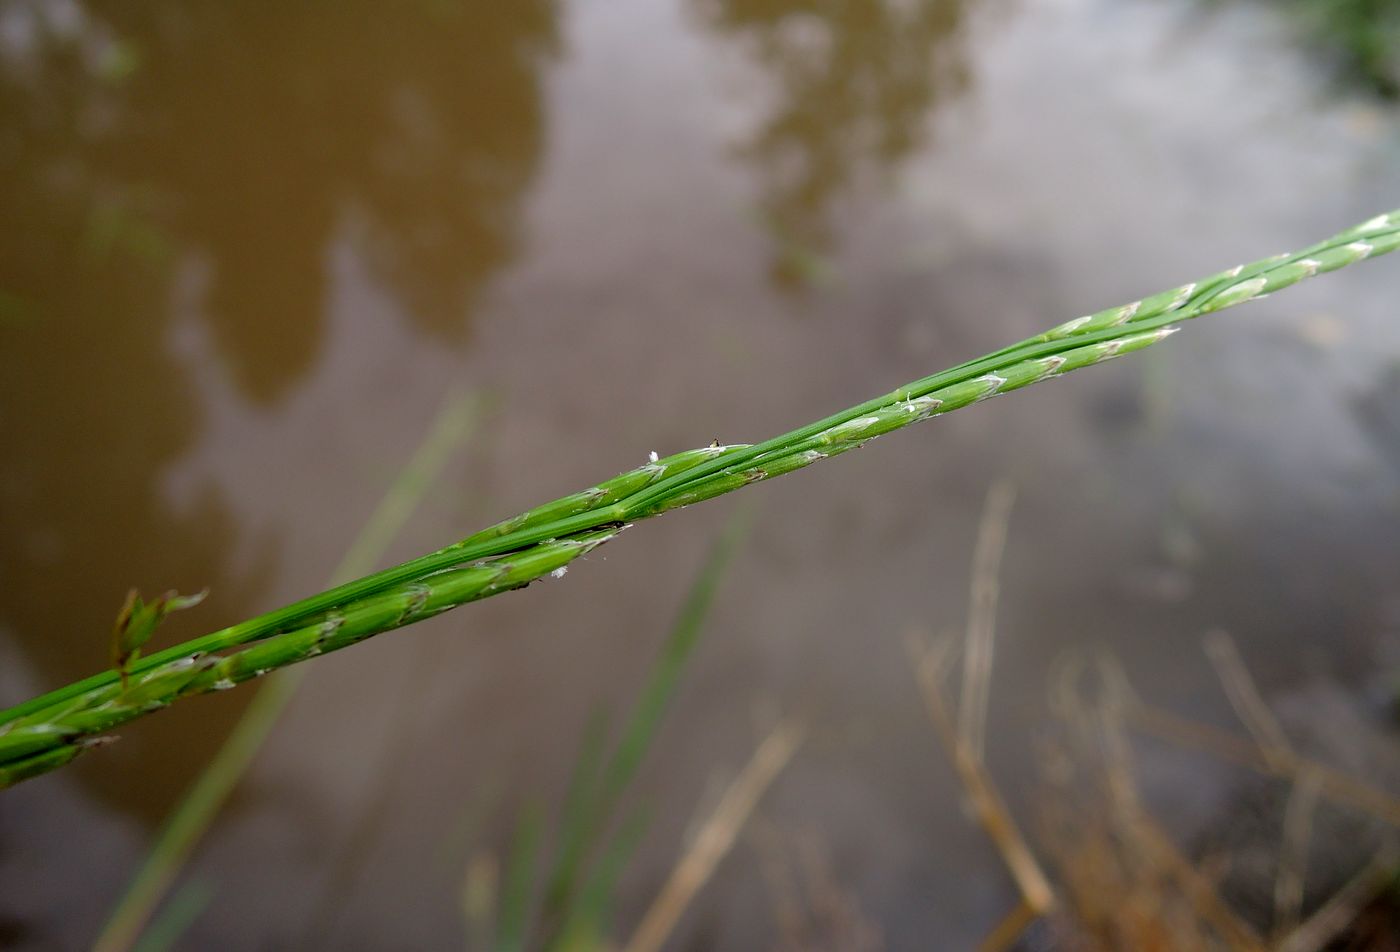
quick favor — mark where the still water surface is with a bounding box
[2,0,1399,947]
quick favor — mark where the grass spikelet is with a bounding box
[2,210,1397,787]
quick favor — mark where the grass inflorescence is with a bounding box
[1,209,1397,789]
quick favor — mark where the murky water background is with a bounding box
[2,0,1399,947]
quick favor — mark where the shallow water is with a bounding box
[2,0,1399,947]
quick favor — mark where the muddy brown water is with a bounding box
[2,0,1399,948]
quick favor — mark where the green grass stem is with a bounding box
[91,390,480,952]
[2,210,1397,787]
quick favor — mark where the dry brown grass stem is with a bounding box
[1273,767,1323,939]
[977,900,1041,952]
[1119,678,1400,828]
[752,824,882,952]
[906,478,1049,951]
[1273,845,1400,952]
[1139,811,1269,951]
[622,718,804,952]
[906,631,1055,948]
[903,480,1400,951]
[1050,649,1400,952]
[959,479,1016,762]
[1204,630,1295,768]
[1093,679,1269,951]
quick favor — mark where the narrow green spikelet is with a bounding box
[737,448,826,482]
[0,529,625,769]
[1,209,1396,787]
[1201,276,1270,313]
[1359,231,1400,259]
[648,472,753,515]
[459,445,749,546]
[0,742,91,788]
[110,588,208,689]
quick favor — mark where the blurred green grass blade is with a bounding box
[499,801,546,952]
[334,391,483,581]
[93,673,297,952]
[542,709,611,915]
[596,508,750,816]
[543,509,751,939]
[129,879,213,952]
[553,809,649,952]
[93,389,481,952]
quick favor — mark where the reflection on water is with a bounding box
[0,0,556,403]
[1206,0,1400,99]
[0,178,268,810]
[0,0,558,809]
[696,0,974,287]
